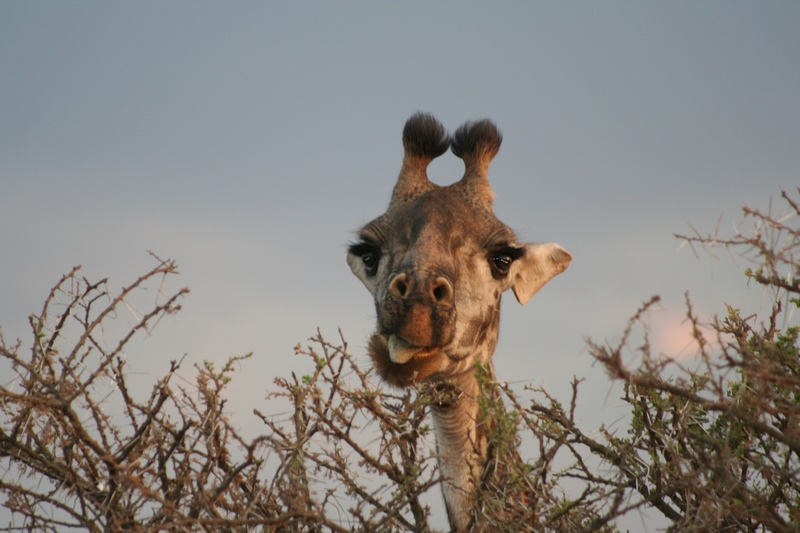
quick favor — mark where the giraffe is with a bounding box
[347,113,572,532]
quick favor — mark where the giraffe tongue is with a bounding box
[387,334,424,364]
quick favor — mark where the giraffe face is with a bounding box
[347,114,571,388]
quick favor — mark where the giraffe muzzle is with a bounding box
[378,270,456,357]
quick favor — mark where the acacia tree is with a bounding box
[583,189,800,531]
[1,190,798,532]
[0,258,440,532]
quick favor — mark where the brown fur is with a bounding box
[368,333,443,387]
[347,113,572,531]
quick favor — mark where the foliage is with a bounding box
[584,189,800,532]
[1,189,798,532]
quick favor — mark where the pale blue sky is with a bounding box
[2,2,799,529]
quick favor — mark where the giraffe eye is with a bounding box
[489,246,524,279]
[361,250,379,275]
[350,242,381,277]
[491,255,513,276]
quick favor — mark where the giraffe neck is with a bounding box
[430,364,495,532]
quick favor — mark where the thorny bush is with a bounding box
[1,189,799,532]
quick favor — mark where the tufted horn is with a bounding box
[390,113,450,207]
[451,119,502,212]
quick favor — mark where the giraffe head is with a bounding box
[348,113,572,388]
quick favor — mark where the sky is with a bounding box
[1,2,799,530]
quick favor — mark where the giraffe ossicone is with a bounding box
[347,112,571,531]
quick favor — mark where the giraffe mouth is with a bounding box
[387,334,434,364]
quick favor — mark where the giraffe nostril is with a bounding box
[431,277,453,305]
[396,280,408,297]
[389,274,411,299]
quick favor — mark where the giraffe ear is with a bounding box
[510,243,572,305]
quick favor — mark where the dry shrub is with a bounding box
[2,190,798,532]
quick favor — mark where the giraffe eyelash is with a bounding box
[349,242,381,276]
[488,245,524,279]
